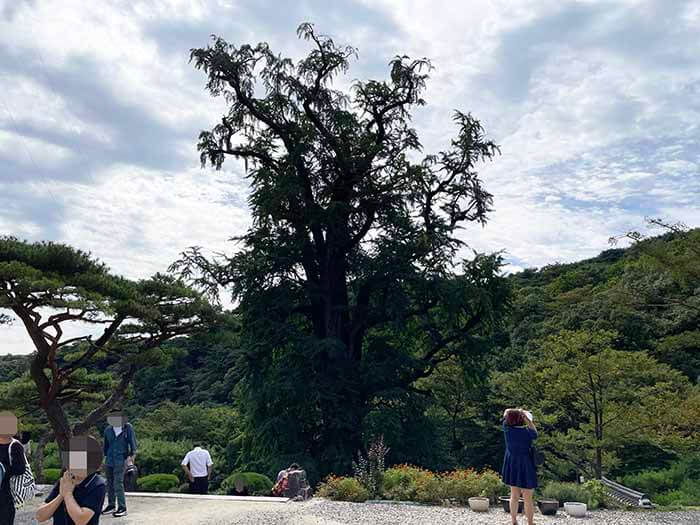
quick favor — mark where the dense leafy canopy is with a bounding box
[171,23,509,476]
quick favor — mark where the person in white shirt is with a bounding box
[181,446,213,495]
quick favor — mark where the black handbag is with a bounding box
[531,445,544,466]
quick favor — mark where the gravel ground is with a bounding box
[14,496,700,524]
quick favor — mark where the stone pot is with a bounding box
[468,497,490,512]
[499,496,524,513]
[537,499,559,515]
[564,502,587,517]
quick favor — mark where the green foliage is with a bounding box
[442,469,503,504]
[3,223,698,490]
[131,320,240,406]
[380,465,504,504]
[653,483,700,506]
[43,442,61,469]
[136,474,180,492]
[43,468,62,484]
[381,465,435,501]
[131,402,237,451]
[540,482,590,505]
[135,439,192,478]
[317,476,370,502]
[0,354,30,382]
[621,455,700,506]
[583,480,609,509]
[220,472,273,496]
[654,331,700,383]
[493,329,696,478]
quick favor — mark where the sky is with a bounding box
[1,0,699,354]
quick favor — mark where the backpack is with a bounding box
[272,475,288,497]
[8,439,36,507]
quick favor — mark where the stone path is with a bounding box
[17,496,700,524]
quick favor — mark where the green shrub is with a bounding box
[441,472,477,504]
[43,468,62,484]
[381,466,505,505]
[541,481,590,505]
[438,469,505,504]
[137,474,180,492]
[317,476,370,502]
[220,472,273,496]
[134,439,192,478]
[414,473,444,504]
[622,468,682,496]
[382,465,434,501]
[655,490,700,507]
[475,470,504,503]
[583,480,609,510]
[621,455,700,506]
[43,443,61,469]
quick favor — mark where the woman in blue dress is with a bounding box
[502,408,538,525]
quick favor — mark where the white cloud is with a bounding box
[0,129,75,165]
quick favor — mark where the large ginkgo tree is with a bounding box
[175,23,510,476]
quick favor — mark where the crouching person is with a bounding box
[36,436,106,525]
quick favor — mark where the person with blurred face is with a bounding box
[181,445,213,495]
[35,435,106,525]
[502,408,538,525]
[101,411,137,518]
[0,411,26,525]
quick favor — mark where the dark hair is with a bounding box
[289,463,300,470]
[504,409,526,427]
[61,435,103,474]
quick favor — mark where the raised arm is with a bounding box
[526,417,538,439]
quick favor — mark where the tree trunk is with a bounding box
[595,446,603,479]
[30,356,72,452]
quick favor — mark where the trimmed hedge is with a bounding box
[220,472,273,496]
[136,473,180,493]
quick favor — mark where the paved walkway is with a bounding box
[18,496,700,524]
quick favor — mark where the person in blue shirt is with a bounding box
[101,411,137,518]
[502,408,538,525]
[36,435,106,525]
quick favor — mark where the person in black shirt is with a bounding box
[36,436,106,525]
[0,411,26,525]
